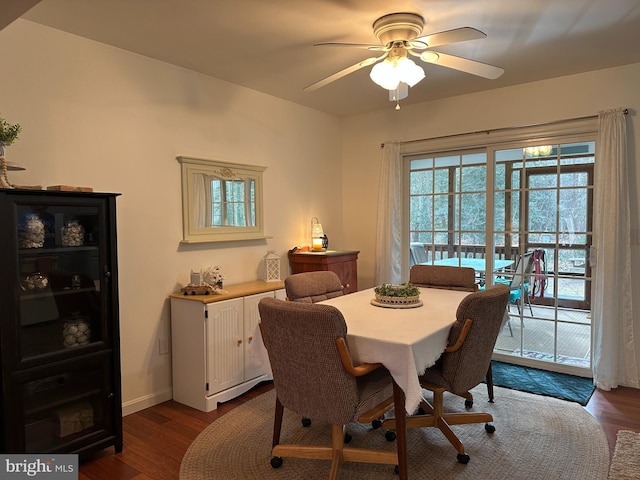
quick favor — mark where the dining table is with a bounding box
[432,257,514,273]
[250,286,471,480]
[318,286,470,415]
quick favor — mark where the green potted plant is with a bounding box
[0,114,22,188]
[0,115,21,147]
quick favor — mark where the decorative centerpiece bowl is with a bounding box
[372,283,422,308]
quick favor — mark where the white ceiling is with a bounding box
[9,0,640,116]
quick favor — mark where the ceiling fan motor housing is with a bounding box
[373,12,425,44]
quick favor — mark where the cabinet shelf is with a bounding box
[20,287,98,300]
[19,245,99,256]
[24,388,102,417]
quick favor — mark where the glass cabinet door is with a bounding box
[14,199,112,368]
[12,354,118,454]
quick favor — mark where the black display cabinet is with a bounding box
[0,189,122,457]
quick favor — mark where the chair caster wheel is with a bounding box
[344,432,352,444]
[301,417,311,427]
[457,453,470,464]
[270,456,283,469]
[372,419,382,429]
[485,423,496,433]
[394,465,399,474]
[464,399,473,408]
[385,430,397,442]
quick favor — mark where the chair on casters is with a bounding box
[284,271,345,428]
[284,271,345,303]
[409,264,477,292]
[409,264,497,403]
[383,284,510,464]
[258,297,407,480]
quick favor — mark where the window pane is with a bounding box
[528,190,556,232]
[529,173,557,189]
[461,165,486,192]
[558,248,587,274]
[559,188,588,235]
[433,194,449,231]
[460,193,486,231]
[410,169,433,195]
[560,171,588,187]
[493,192,505,231]
[410,196,432,230]
[434,168,450,194]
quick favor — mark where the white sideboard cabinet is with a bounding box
[169,281,285,411]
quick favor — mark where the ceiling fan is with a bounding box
[304,12,504,94]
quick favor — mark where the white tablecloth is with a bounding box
[249,287,470,414]
[319,287,469,414]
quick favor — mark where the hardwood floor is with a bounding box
[79,381,640,480]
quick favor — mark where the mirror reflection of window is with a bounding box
[209,177,256,227]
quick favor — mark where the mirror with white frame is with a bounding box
[178,156,269,243]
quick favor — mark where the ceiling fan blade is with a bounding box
[304,54,387,91]
[314,42,388,52]
[411,27,486,48]
[420,51,504,79]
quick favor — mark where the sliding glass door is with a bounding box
[492,140,594,374]
[407,135,595,375]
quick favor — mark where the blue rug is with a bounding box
[489,360,595,405]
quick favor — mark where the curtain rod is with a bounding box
[381,108,628,148]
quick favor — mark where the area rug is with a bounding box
[180,385,609,480]
[490,360,596,405]
[608,430,640,479]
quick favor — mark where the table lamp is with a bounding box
[311,217,325,252]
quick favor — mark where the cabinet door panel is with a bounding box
[205,298,243,394]
[7,354,120,454]
[243,292,273,381]
[8,198,115,370]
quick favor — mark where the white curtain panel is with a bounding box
[375,142,403,285]
[592,108,639,390]
[194,173,207,228]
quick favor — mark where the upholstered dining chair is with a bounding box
[384,284,510,464]
[258,297,406,479]
[408,264,499,402]
[284,271,344,428]
[409,264,477,292]
[284,270,344,303]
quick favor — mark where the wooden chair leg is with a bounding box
[272,397,284,448]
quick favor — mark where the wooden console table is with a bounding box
[288,250,359,294]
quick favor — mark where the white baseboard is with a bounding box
[122,388,173,416]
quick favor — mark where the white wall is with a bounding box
[341,63,640,386]
[0,20,344,413]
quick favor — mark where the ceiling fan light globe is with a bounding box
[370,60,400,90]
[404,61,425,87]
